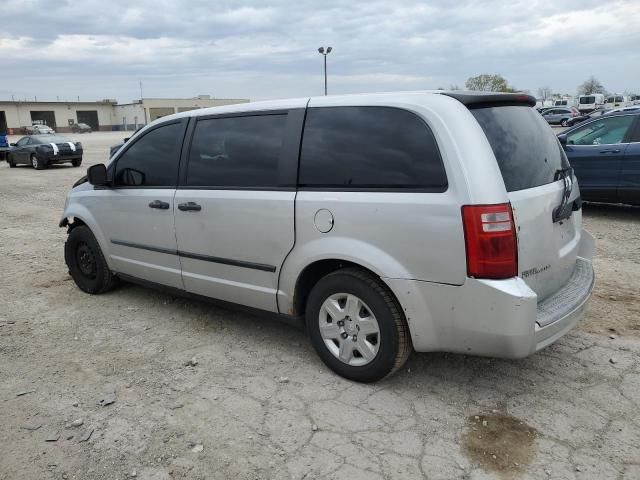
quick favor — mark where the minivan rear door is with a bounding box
[173,108,304,313]
[470,105,581,301]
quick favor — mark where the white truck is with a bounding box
[577,93,605,113]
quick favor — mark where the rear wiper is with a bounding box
[552,167,577,223]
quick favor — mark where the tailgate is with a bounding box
[470,104,582,301]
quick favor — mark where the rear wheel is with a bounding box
[561,118,569,127]
[65,226,118,294]
[31,154,46,170]
[8,154,16,168]
[72,158,82,167]
[306,268,412,382]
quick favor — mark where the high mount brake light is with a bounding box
[461,203,518,279]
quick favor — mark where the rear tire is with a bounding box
[306,268,412,382]
[65,225,119,294]
[561,118,569,127]
[72,158,82,167]
[8,155,15,168]
[31,154,46,170]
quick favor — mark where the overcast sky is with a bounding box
[1,0,638,102]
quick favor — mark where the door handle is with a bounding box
[599,149,621,154]
[178,202,202,212]
[148,200,170,210]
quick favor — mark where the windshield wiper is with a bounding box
[552,167,577,223]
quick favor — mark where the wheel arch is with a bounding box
[59,207,114,270]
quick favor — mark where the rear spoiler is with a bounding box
[441,91,537,109]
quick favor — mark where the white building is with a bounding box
[0,95,249,133]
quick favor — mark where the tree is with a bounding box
[465,74,515,92]
[578,76,605,95]
[537,86,552,102]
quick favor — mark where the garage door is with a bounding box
[31,111,56,129]
[77,110,99,130]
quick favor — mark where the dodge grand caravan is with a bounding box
[60,91,595,382]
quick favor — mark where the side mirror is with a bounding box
[87,164,108,186]
[10,143,16,146]
[557,134,567,145]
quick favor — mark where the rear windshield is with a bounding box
[471,106,569,192]
[580,96,595,104]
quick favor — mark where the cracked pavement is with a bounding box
[0,132,639,479]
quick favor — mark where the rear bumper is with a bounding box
[385,230,595,358]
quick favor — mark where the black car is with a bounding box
[71,123,92,133]
[565,109,607,128]
[7,134,83,170]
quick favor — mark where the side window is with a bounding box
[299,106,446,189]
[186,114,287,187]
[567,116,635,146]
[16,137,29,146]
[114,122,183,187]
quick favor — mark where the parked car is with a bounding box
[7,134,83,169]
[565,109,607,127]
[24,124,55,135]
[603,105,640,115]
[71,123,92,133]
[110,127,144,158]
[0,132,9,162]
[61,91,594,382]
[540,107,579,126]
[558,112,640,205]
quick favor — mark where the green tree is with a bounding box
[465,74,515,92]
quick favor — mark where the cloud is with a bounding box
[1,0,639,101]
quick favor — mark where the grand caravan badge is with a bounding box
[521,265,551,278]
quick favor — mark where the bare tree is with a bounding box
[578,76,606,95]
[537,86,552,102]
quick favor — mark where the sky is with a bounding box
[0,0,639,103]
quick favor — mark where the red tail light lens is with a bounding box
[461,203,518,279]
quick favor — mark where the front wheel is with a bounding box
[31,154,46,170]
[561,118,569,127]
[306,268,412,382]
[65,226,118,294]
[8,154,16,168]
[72,158,82,167]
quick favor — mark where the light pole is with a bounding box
[318,46,332,96]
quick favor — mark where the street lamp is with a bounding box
[318,46,332,96]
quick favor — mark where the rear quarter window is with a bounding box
[471,106,569,192]
[299,106,446,190]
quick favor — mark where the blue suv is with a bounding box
[558,112,640,205]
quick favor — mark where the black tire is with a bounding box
[306,268,412,382]
[72,158,82,167]
[64,225,118,294]
[31,154,46,170]
[8,154,15,168]
[561,118,569,127]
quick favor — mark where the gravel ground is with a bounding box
[0,132,639,480]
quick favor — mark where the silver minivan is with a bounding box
[60,91,595,382]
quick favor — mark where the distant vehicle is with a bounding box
[565,109,607,127]
[110,126,144,158]
[604,95,628,110]
[630,94,640,105]
[24,124,55,135]
[540,107,579,126]
[0,132,9,161]
[71,123,92,133]
[603,105,640,115]
[7,134,83,169]
[577,94,605,113]
[558,112,640,205]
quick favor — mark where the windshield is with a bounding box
[33,135,70,144]
[471,106,570,192]
[579,96,595,104]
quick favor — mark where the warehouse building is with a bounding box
[0,95,249,133]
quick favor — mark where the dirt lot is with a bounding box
[1,132,639,480]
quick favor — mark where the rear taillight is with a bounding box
[461,203,518,279]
